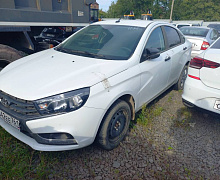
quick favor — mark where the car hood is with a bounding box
[0,49,129,100]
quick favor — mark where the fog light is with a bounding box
[38,133,74,140]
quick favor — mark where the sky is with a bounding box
[96,0,117,12]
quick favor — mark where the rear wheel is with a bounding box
[174,64,188,90]
[96,100,131,150]
[0,44,23,71]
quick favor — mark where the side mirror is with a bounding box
[141,48,160,62]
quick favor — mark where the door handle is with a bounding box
[165,56,171,61]
[183,47,187,50]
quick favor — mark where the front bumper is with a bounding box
[182,76,220,115]
[0,106,105,151]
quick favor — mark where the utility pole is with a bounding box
[169,0,175,23]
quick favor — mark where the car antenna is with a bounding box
[116,10,129,23]
[115,17,121,23]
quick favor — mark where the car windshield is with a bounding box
[179,27,209,37]
[55,25,145,60]
[211,38,220,49]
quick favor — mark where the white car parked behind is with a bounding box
[182,37,220,114]
[0,20,191,151]
[180,26,219,58]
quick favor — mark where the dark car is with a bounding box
[34,26,82,51]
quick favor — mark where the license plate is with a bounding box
[0,110,20,130]
[214,100,220,111]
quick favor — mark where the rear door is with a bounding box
[163,26,190,85]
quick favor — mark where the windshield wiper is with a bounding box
[71,50,97,57]
[55,48,109,59]
[55,47,71,54]
[68,50,109,59]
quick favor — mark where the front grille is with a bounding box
[0,90,40,119]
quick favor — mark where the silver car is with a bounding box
[180,26,219,58]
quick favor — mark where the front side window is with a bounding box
[145,27,165,52]
[210,29,219,40]
[55,25,145,60]
[164,26,181,48]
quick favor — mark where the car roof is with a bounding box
[92,20,168,28]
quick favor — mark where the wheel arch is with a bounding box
[95,94,135,149]
[118,94,135,121]
[96,93,135,135]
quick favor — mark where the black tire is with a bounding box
[0,44,23,71]
[174,64,188,90]
[96,100,131,150]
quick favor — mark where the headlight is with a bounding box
[35,88,90,115]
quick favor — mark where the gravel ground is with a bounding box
[46,89,220,179]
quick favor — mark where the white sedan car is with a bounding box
[180,26,219,58]
[0,20,191,151]
[182,37,220,114]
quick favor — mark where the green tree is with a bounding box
[173,0,220,21]
[106,0,220,21]
[99,9,107,18]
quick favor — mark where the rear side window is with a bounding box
[164,26,181,48]
[211,38,220,49]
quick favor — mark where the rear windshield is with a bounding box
[179,27,209,37]
[211,38,220,49]
[55,25,145,60]
[208,24,220,31]
[177,24,190,29]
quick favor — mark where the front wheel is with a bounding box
[174,64,188,90]
[96,100,131,150]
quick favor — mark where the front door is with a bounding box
[138,26,171,106]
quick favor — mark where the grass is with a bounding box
[136,103,164,127]
[173,107,192,129]
[0,101,165,179]
[0,127,60,179]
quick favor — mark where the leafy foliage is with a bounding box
[105,0,220,21]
